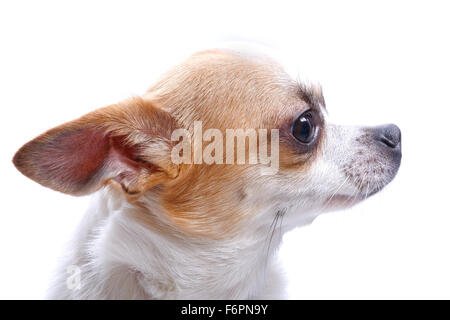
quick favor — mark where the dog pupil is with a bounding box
[295,116,311,141]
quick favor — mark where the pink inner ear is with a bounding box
[16,124,156,195]
[37,127,111,189]
[106,135,157,193]
[40,128,153,192]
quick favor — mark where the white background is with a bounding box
[1,1,449,299]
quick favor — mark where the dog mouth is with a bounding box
[324,170,398,210]
[323,157,401,211]
[323,182,389,210]
[324,194,366,210]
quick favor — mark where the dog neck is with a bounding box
[61,187,286,299]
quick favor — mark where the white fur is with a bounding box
[47,186,290,299]
[47,119,397,299]
[40,48,401,299]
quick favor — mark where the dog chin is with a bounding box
[323,193,372,211]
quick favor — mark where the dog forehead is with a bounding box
[146,49,302,130]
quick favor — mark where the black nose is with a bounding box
[375,124,401,149]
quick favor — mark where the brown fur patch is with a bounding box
[140,49,327,237]
[14,49,327,239]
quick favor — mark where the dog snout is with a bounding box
[374,124,401,151]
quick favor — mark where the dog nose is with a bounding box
[375,124,401,149]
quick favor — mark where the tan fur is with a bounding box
[14,49,326,239]
[12,48,402,300]
[140,50,325,237]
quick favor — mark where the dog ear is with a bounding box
[13,97,179,197]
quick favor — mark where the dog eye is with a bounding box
[291,111,316,144]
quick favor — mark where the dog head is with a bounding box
[13,49,401,238]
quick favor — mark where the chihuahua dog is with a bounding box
[13,48,401,299]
